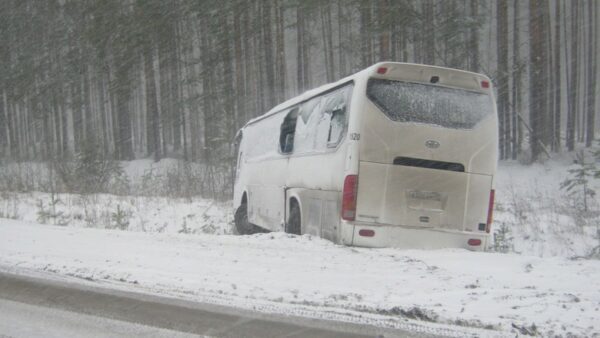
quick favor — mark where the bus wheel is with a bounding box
[287,201,301,235]
[234,203,252,235]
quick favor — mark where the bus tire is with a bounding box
[234,202,252,235]
[235,201,268,235]
[287,201,301,235]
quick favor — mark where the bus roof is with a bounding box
[242,62,492,129]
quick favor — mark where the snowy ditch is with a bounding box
[1,155,599,258]
[0,219,598,337]
[0,156,599,336]
[0,191,234,236]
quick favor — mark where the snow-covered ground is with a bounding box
[1,156,599,336]
[0,192,232,235]
[0,219,598,337]
[494,154,600,258]
[1,155,598,258]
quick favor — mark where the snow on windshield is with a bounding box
[366,78,494,129]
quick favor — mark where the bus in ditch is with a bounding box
[233,62,497,251]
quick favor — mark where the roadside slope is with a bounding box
[0,219,598,337]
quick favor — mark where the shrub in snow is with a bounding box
[178,217,191,234]
[0,163,40,192]
[54,139,126,195]
[36,196,69,226]
[492,221,513,253]
[110,205,130,230]
[0,157,231,200]
[0,192,20,220]
[561,150,596,212]
[131,161,230,200]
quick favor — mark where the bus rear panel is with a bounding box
[342,63,497,251]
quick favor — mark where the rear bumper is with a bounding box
[340,221,489,251]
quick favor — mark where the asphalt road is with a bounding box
[0,272,428,338]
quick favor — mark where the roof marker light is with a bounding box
[377,67,387,75]
[481,80,490,88]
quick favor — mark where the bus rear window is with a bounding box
[366,78,494,129]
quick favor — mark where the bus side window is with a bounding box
[324,86,350,147]
[292,83,353,154]
[280,107,298,154]
[327,107,346,146]
[294,97,322,154]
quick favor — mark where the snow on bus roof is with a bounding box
[242,62,490,129]
[243,71,362,128]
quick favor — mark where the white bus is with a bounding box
[233,62,497,251]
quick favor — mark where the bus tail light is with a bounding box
[342,175,358,221]
[486,189,495,233]
[359,229,375,237]
[468,238,482,246]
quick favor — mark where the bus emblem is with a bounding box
[425,140,440,149]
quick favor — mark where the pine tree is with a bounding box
[561,150,596,212]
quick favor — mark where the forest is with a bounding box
[0,0,598,170]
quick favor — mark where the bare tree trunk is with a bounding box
[497,0,509,160]
[220,9,235,159]
[422,0,435,65]
[321,3,335,82]
[262,1,276,109]
[511,0,521,160]
[337,1,346,77]
[275,0,286,103]
[171,23,182,154]
[541,0,553,150]
[553,0,561,151]
[378,0,391,61]
[468,0,480,72]
[64,85,74,155]
[144,44,161,161]
[296,4,306,92]
[529,0,548,160]
[566,1,579,151]
[360,2,373,67]
[200,17,213,162]
[233,3,245,129]
[295,4,303,93]
[585,0,596,147]
[116,81,133,160]
[0,89,8,158]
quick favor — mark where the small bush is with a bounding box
[0,192,20,219]
[0,155,233,201]
[54,139,126,195]
[36,195,69,226]
[110,205,130,230]
[493,221,513,253]
[561,150,596,212]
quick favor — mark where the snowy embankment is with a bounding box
[0,157,599,336]
[0,192,232,235]
[1,219,599,337]
[494,155,600,258]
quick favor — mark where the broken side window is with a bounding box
[279,107,299,154]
